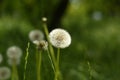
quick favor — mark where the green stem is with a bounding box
[57,48,60,68]
[55,48,61,80]
[47,50,55,73]
[43,23,56,66]
[37,50,42,80]
[23,42,30,80]
[15,65,19,80]
[12,63,19,80]
[36,48,39,72]
[12,64,14,80]
[42,18,58,80]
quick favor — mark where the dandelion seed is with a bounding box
[49,28,71,48]
[29,30,44,42]
[33,40,48,50]
[0,67,11,80]
[7,46,22,59]
[0,54,3,63]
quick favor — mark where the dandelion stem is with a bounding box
[23,42,30,80]
[43,18,61,80]
[15,64,19,80]
[36,48,38,71]
[55,48,61,80]
[43,21,57,76]
[11,64,15,80]
[12,62,19,80]
[37,50,42,80]
[43,22,56,65]
[57,48,60,68]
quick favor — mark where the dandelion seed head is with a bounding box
[7,46,22,59]
[49,28,71,48]
[29,30,44,42]
[0,67,11,80]
[42,17,47,22]
[0,54,3,63]
[33,40,48,50]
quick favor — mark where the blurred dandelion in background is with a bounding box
[7,46,22,65]
[42,17,47,22]
[7,46,22,59]
[6,46,22,80]
[92,11,103,21]
[49,28,71,48]
[0,67,11,80]
[29,30,44,42]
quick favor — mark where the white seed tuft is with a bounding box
[49,28,71,48]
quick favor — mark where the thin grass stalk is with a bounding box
[23,42,30,80]
[46,49,55,73]
[87,61,92,80]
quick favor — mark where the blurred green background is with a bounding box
[0,0,120,80]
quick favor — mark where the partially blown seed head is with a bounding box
[7,46,22,59]
[0,54,3,63]
[29,30,44,42]
[49,28,71,48]
[0,67,11,80]
[33,40,48,50]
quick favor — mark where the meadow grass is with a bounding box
[23,42,30,80]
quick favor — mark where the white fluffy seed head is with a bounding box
[29,30,44,42]
[49,28,71,48]
[7,46,22,59]
[0,67,11,80]
[0,54,3,63]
